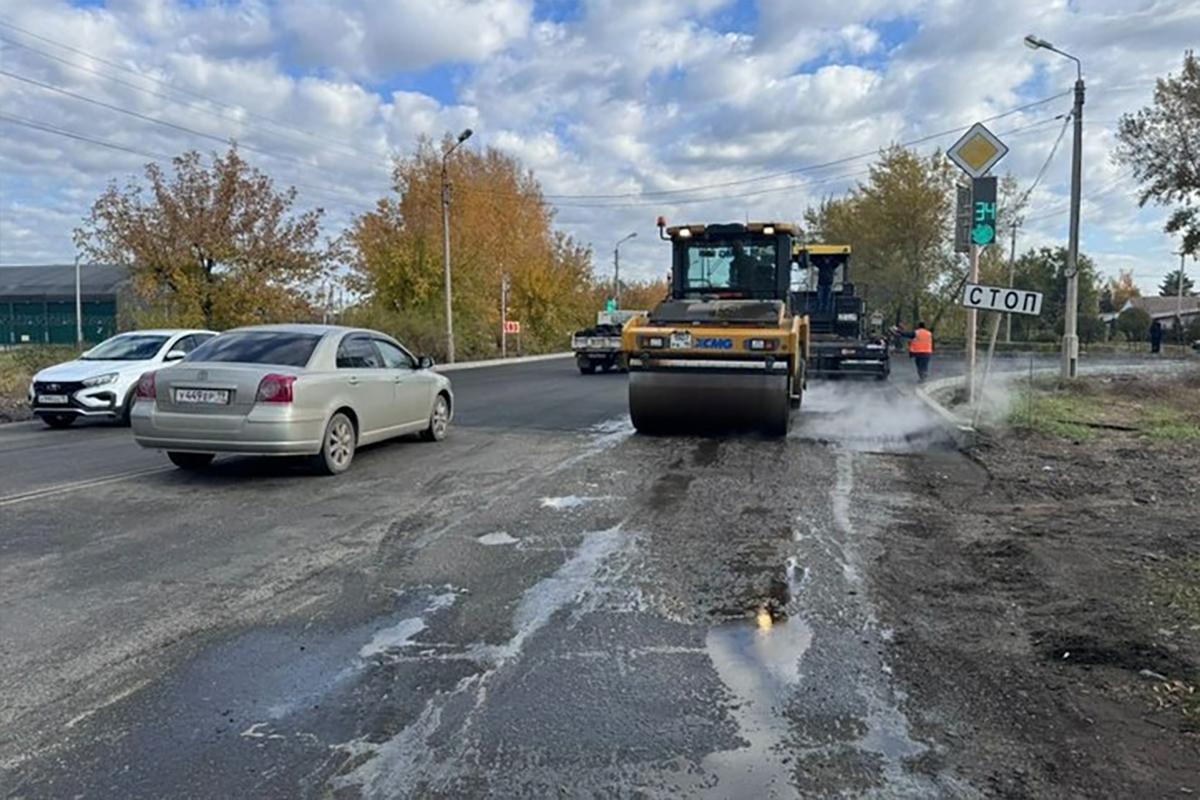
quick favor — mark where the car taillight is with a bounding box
[255,374,296,403]
[135,372,156,400]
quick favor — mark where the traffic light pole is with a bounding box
[965,243,979,403]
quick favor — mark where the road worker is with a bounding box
[893,321,934,382]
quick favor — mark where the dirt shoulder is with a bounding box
[876,370,1200,797]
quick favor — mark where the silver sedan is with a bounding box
[131,324,453,474]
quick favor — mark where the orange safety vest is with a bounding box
[909,328,933,355]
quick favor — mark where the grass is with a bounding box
[1008,372,1200,441]
[0,346,79,400]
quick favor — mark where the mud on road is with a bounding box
[875,371,1200,798]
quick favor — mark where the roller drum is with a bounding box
[628,369,791,436]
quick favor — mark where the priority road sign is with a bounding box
[948,122,1009,178]
[503,320,521,334]
[961,283,1043,316]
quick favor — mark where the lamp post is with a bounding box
[441,128,473,364]
[1025,34,1084,378]
[613,232,637,308]
[74,255,83,345]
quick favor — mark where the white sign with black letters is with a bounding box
[961,283,1043,316]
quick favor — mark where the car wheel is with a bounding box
[421,394,451,442]
[579,362,596,374]
[167,452,214,470]
[120,389,137,426]
[313,412,356,474]
[42,414,74,429]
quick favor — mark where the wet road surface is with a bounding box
[2,355,967,798]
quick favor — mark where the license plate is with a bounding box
[37,394,68,404]
[670,332,692,349]
[174,388,230,405]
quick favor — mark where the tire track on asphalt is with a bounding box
[0,465,174,507]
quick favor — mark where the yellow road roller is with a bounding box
[622,220,810,436]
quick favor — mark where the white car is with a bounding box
[29,329,216,428]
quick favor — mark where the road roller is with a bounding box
[622,220,810,436]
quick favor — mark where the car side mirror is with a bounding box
[417,356,435,370]
[164,350,186,362]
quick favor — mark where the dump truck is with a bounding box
[622,221,809,436]
[791,244,890,379]
[570,310,645,374]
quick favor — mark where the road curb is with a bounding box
[434,352,573,373]
[914,377,976,448]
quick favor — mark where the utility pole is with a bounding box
[1025,34,1083,378]
[614,232,637,308]
[441,128,473,364]
[1177,248,1187,344]
[1007,222,1017,344]
[72,255,82,345]
[500,273,509,359]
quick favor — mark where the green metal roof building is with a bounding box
[0,264,129,345]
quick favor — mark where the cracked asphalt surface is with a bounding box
[1,354,966,798]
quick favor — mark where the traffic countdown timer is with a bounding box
[971,176,998,247]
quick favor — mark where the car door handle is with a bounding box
[393,375,404,383]
[347,376,359,386]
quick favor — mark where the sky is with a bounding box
[0,0,1196,294]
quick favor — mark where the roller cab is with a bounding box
[623,222,809,436]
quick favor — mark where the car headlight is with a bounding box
[82,373,118,387]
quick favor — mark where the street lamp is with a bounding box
[441,127,473,364]
[1025,33,1084,379]
[613,232,637,308]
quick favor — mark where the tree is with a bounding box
[1010,247,1102,341]
[617,279,670,312]
[342,136,597,359]
[1117,307,1152,342]
[1100,268,1141,312]
[1115,51,1200,255]
[804,146,956,324]
[75,146,327,329]
[1158,268,1195,297]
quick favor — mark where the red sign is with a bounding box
[503,320,521,334]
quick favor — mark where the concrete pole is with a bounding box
[1177,249,1186,344]
[441,165,455,364]
[1062,77,1085,378]
[501,274,508,359]
[74,255,82,345]
[965,244,979,402]
[614,246,620,309]
[1007,223,1017,344]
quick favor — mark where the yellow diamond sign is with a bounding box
[948,122,1009,178]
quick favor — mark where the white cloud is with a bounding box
[0,0,1196,295]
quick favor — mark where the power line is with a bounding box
[545,114,1070,209]
[539,91,1073,200]
[0,16,373,157]
[0,67,391,199]
[0,111,376,212]
[0,34,392,174]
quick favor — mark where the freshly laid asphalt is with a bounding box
[3,353,969,798]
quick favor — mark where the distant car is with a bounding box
[28,329,216,428]
[131,324,453,475]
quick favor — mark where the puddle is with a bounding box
[700,614,814,798]
[539,495,606,511]
[476,531,518,546]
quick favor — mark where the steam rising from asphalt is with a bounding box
[794,381,951,452]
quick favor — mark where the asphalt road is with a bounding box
[2,354,964,798]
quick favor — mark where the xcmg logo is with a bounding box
[695,338,733,349]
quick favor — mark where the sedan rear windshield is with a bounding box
[185,332,321,367]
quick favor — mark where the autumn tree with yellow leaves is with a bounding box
[75,146,327,329]
[342,137,599,360]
